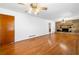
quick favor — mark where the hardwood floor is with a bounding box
[0,33,79,55]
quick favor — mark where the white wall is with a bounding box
[0,8,55,42]
[51,21,55,33]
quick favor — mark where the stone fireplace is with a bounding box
[55,19,79,33]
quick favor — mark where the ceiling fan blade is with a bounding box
[41,7,48,10]
[18,3,25,5]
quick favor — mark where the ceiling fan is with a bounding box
[18,3,48,14]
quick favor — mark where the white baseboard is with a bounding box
[15,33,49,42]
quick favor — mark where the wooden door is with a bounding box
[0,14,14,48]
[7,15,14,44]
[1,15,7,47]
[0,15,2,47]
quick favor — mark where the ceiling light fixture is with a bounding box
[28,3,48,15]
[18,3,48,15]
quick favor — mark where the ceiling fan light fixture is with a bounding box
[18,3,48,15]
[27,3,48,15]
[28,8,38,15]
[30,3,38,9]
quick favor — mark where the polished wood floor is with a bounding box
[0,32,79,55]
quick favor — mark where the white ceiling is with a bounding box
[0,3,79,20]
